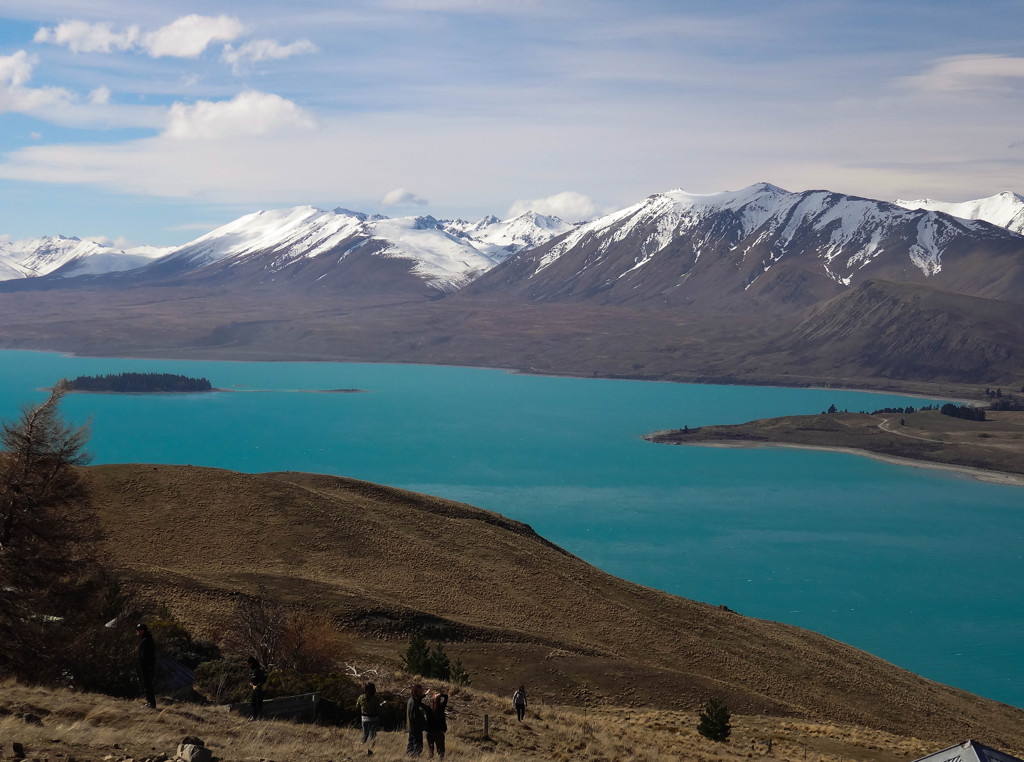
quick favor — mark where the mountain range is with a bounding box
[4,184,1023,303]
[1,183,1022,388]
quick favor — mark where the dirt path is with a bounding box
[878,417,942,442]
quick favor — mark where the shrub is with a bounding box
[697,697,731,743]
[194,655,250,704]
[449,658,471,686]
[401,635,470,684]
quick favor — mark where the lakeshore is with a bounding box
[645,408,1024,486]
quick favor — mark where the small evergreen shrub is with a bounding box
[697,697,731,743]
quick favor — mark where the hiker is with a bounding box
[246,656,267,720]
[425,688,449,759]
[135,623,157,709]
[406,682,429,756]
[513,684,527,721]
[356,682,382,755]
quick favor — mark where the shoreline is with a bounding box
[10,345,983,402]
[665,438,1024,487]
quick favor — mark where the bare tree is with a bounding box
[223,589,350,674]
[225,589,289,670]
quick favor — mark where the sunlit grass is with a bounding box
[0,678,938,762]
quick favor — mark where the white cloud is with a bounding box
[89,86,111,105]
[507,191,597,221]
[34,20,139,53]
[143,14,246,58]
[903,55,1024,93]
[37,15,246,59]
[382,188,429,207]
[0,51,74,114]
[222,39,318,73]
[163,90,316,140]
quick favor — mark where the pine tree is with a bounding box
[401,633,432,676]
[449,658,471,686]
[0,381,97,682]
[697,697,731,743]
[428,642,451,681]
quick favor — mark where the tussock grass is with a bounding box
[0,678,937,762]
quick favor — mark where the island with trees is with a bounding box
[67,372,214,393]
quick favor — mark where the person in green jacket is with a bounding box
[355,682,381,755]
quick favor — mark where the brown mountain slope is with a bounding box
[757,279,1024,383]
[84,464,1024,753]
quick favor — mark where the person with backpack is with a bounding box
[425,689,449,759]
[246,656,267,720]
[356,682,382,756]
[512,685,527,721]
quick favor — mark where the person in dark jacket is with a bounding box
[135,623,157,709]
[406,682,428,756]
[424,689,449,759]
[246,656,267,720]
[513,684,527,721]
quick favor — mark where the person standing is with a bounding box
[246,656,267,720]
[425,689,449,759]
[135,623,157,709]
[356,682,382,756]
[512,684,527,722]
[406,682,428,756]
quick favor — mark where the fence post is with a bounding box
[484,714,490,739]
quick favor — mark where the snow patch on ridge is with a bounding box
[895,192,1024,235]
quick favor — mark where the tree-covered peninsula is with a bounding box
[67,372,213,393]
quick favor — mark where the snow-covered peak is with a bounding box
[528,182,1011,287]
[535,183,794,271]
[160,205,507,291]
[468,211,572,257]
[0,235,168,281]
[894,192,1024,234]
[367,214,503,289]
[165,206,369,268]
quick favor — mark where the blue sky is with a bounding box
[1,0,1023,246]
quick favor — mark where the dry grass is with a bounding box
[0,679,939,762]
[77,464,1024,755]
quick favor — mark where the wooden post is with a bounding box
[484,714,489,739]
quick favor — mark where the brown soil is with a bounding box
[83,464,1024,756]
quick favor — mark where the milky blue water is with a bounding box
[2,349,1022,709]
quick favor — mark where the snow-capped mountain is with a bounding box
[894,191,1024,235]
[0,235,170,281]
[138,206,507,293]
[1,207,570,294]
[8,186,1024,312]
[444,212,572,257]
[466,183,1024,310]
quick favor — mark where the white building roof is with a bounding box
[913,740,1024,762]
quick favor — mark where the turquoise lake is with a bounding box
[2,349,1022,709]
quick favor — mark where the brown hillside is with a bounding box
[84,464,1024,754]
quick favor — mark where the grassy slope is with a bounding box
[83,465,1024,755]
[0,678,943,762]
